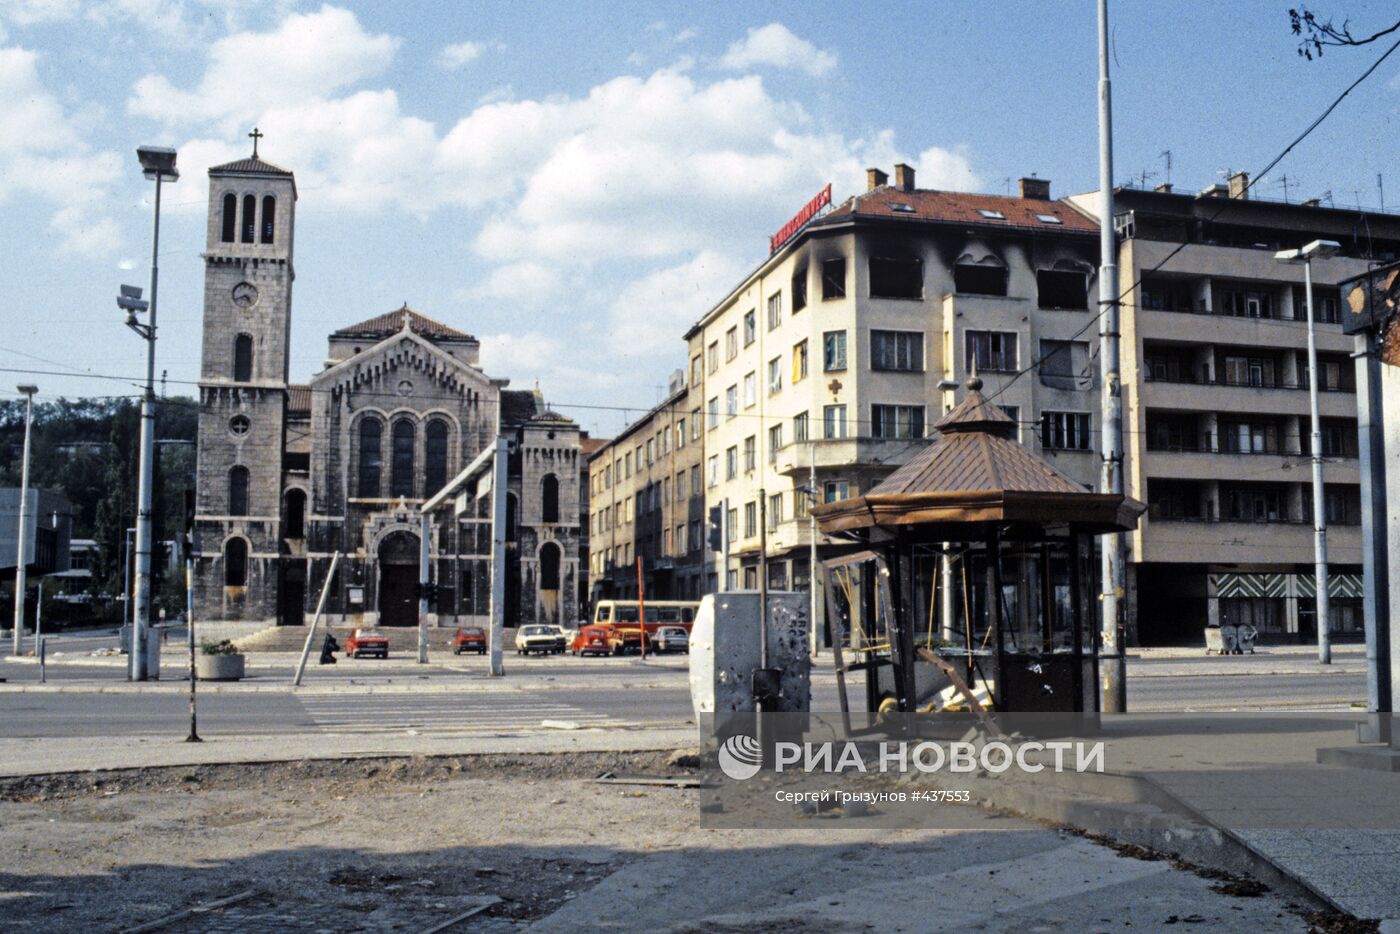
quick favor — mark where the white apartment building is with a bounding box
[684,166,1105,622]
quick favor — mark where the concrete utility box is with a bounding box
[689,590,810,732]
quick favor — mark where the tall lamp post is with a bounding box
[11,384,38,656]
[1275,239,1341,665]
[123,145,178,681]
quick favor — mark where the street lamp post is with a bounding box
[124,145,178,681]
[1275,239,1341,665]
[11,384,38,656]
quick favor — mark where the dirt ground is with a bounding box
[0,753,1365,933]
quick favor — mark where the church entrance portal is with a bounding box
[377,531,420,627]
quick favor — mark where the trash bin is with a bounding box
[1235,624,1258,654]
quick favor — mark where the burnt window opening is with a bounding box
[791,266,808,312]
[1037,269,1089,310]
[869,255,923,299]
[390,419,415,498]
[233,334,253,382]
[821,258,847,299]
[220,193,237,243]
[224,537,248,587]
[541,473,560,524]
[539,542,561,591]
[425,420,449,497]
[953,263,1007,296]
[228,466,249,516]
[260,195,276,244]
[285,488,306,539]
[241,194,256,243]
[358,418,382,498]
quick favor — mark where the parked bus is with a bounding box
[591,599,699,636]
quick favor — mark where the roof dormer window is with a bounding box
[977,209,1006,220]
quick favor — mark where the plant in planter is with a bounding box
[195,639,246,681]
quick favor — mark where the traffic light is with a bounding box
[182,489,195,556]
[707,505,724,553]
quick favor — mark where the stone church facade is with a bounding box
[192,149,582,628]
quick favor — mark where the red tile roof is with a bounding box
[816,187,1097,235]
[287,384,312,415]
[331,306,476,342]
[209,155,294,177]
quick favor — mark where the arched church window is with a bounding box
[358,418,383,498]
[425,420,449,497]
[229,465,249,516]
[285,488,306,539]
[241,194,256,243]
[391,419,415,498]
[233,334,253,382]
[221,193,237,243]
[541,473,560,524]
[224,537,248,587]
[261,195,276,244]
[539,542,561,591]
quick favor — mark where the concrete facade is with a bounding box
[586,379,707,601]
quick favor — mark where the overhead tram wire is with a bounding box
[980,30,1400,408]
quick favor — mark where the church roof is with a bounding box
[209,155,295,177]
[287,384,312,416]
[501,390,541,427]
[331,306,477,343]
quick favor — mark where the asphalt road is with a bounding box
[0,635,1370,739]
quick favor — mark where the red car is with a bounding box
[453,626,487,655]
[345,628,389,659]
[570,625,611,657]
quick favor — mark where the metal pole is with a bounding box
[1097,0,1127,712]
[1303,258,1331,664]
[293,551,341,686]
[940,545,956,643]
[636,555,647,659]
[808,444,819,657]
[758,488,769,670]
[34,580,42,652]
[1354,330,1391,734]
[418,512,430,664]
[720,497,730,593]
[131,172,162,681]
[11,386,36,656]
[488,436,508,676]
[185,556,200,742]
[39,636,45,683]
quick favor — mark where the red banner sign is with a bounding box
[770,183,832,254]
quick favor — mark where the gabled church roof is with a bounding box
[209,155,295,177]
[331,306,477,343]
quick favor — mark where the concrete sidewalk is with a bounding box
[0,724,696,778]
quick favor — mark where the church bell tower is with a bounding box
[192,130,297,624]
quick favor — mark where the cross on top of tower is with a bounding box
[248,126,264,158]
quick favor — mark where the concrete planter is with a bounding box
[195,653,246,681]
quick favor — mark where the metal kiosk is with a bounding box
[810,377,1146,722]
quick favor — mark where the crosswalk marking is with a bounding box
[295,694,618,734]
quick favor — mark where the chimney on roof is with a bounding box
[866,167,889,191]
[894,163,916,192]
[1301,197,1321,208]
[1018,177,1051,200]
[1154,182,1173,194]
[1228,171,1250,200]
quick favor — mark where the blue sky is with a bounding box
[1,0,1397,436]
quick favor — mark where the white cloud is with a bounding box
[0,46,122,253]
[605,251,748,363]
[438,39,484,69]
[128,5,398,126]
[719,23,836,77]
